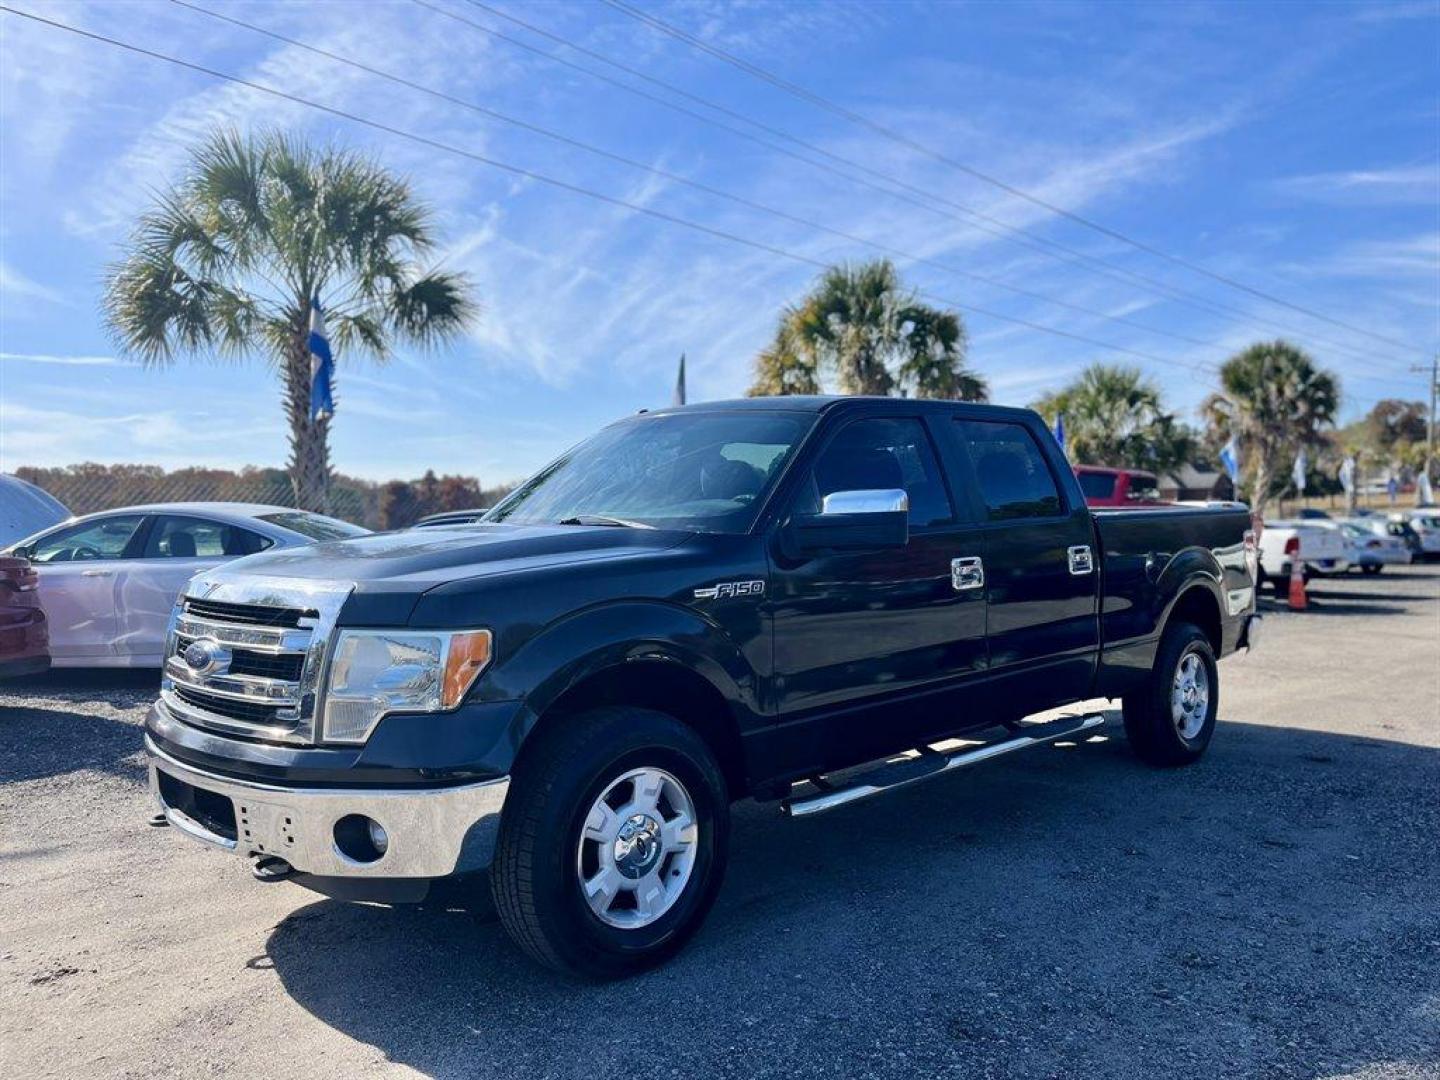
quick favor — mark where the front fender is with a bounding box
[478,599,761,746]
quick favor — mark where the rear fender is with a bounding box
[1096,549,1224,698]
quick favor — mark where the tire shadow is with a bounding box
[261,716,1440,1079]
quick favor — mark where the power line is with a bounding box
[166,0,1237,363]
[451,0,1401,370]
[0,4,1224,383]
[601,0,1415,356]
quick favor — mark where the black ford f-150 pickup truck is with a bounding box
[145,397,1258,976]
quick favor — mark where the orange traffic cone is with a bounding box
[1287,558,1308,611]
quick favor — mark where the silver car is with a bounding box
[3,503,368,668]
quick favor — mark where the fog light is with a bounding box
[333,814,388,863]
[368,819,389,855]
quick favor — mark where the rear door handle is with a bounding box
[1067,545,1094,576]
[951,556,985,591]
[80,569,114,577]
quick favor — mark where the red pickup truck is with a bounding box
[1073,466,1169,508]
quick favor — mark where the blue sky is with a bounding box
[1,0,1436,484]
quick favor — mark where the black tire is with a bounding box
[490,707,729,978]
[1362,563,1382,576]
[1122,621,1219,767]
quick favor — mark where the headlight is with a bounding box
[322,628,492,744]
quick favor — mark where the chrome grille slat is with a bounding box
[163,657,302,705]
[174,614,311,653]
[161,574,353,746]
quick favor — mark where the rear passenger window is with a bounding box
[144,516,271,559]
[801,418,954,527]
[960,421,1064,521]
[1076,472,1116,500]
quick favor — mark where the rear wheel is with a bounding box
[1362,563,1382,575]
[490,707,729,978]
[1123,621,1218,767]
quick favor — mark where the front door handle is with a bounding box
[951,556,985,591]
[80,569,114,577]
[1067,545,1095,576]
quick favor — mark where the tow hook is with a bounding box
[252,855,294,882]
[147,812,169,828]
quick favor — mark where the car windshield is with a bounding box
[487,411,811,533]
[258,512,370,541]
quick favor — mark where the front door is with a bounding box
[25,514,147,662]
[953,418,1100,717]
[769,415,987,768]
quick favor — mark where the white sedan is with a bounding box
[1338,518,1413,573]
[3,503,367,668]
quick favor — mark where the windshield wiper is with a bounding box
[555,514,655,530]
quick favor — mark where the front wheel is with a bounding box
[490,707,729,978]
[1122,621,1219,767]
[1362,563,1382,576]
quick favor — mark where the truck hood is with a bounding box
[217,522,692,589]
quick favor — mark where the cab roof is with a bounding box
[643,395,1039,422]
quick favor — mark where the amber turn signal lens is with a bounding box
[441,630,493,708]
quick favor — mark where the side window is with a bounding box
[1076,472,1116,500]
[801,418,954,527]
[29,515,146,563]
[144,516,271,559]
[960,420,1064,521]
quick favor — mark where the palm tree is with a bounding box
[747,311,821,396]
[1032,363,1195,472]
[103,129,477,511]
[747,259,986,401]
[1200,340,1339,514]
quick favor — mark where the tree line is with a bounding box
[17,463,512,531]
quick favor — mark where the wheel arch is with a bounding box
[1161,579,1224,656]
[495,601,757,797]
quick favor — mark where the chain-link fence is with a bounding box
[13,464,516,531]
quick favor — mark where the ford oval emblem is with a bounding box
[183,639,224,674]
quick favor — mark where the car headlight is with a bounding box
[322,628,492,744]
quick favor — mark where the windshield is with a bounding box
[259,512,370,541]
[487,411,811,533]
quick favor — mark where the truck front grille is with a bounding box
[183,596,308,628]
[160,577,352,746]
[172,685,284,727]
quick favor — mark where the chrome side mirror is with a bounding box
[820,488,909,515]
[793,488,910,555]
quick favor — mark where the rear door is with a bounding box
[25,513,147,662]
[951,418,1100,717]
[114,515,273,662]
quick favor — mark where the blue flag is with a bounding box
[1052,412,1066,453]
[308,296,334,422]
[1219,436,1240,482]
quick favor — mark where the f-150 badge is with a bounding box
[694,580,765,601]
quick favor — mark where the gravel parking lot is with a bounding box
[2,567,1438,1079]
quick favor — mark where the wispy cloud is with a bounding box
[0,262,64,305]
[0,351,121,367]
[1272,164,1438,205]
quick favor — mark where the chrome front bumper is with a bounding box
[145,736,509,879]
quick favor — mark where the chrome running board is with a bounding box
[781,714,1107,818]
